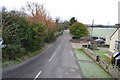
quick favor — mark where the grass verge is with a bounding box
[75,48,93,61]
[79,62,112,78]
[2,43,51,67]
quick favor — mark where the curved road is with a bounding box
[2,30,82,78]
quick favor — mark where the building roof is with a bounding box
[110,25,120,39]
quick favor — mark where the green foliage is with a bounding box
[70,22,89,39]
[69,17,77,26]
[56,21,69,30]
[2,11,28,60]
[44,30,54,43]
[54,31,63,38]
[2,10,57,62]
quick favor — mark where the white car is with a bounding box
[0,38,3,45]
[0,38,6,48]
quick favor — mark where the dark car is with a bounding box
[91,36,99,40]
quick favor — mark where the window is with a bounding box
[115,41,120,51]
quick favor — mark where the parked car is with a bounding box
[95,39,105,44]
[111,52,120,68]
[0,38,6,48]
[0,38,3,45]
[91,36,99,40]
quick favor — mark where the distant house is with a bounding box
[109,27,120,53]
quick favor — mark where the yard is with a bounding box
[74,49,112,78]
[91,49,111,64]
[75,49,93,61]
[79,62,112,78]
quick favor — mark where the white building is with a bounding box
[109,27,120,53]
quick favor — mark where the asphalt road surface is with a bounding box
[2,30,83,78]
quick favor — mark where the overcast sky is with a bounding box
[0,0,119,25]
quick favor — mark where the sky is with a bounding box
[0,0,120,25]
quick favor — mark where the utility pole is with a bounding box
[106,21,109,37]
[91,20,94,36]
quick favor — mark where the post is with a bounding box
[96,55,99,62]
[87,41,91,49]
[113,59,118,78]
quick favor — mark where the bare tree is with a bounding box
[22,2,56,32]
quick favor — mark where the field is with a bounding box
[88,27,117,37]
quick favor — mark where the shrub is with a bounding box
[2,8,59,63]
[2,11,48,61]
[44,30,54,43]
[70,22,89,39]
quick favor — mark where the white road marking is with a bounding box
[49,51,56,62]
[49,45,61,62]
[33,71,42,80]
[70,69,76,72]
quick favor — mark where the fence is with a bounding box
[82,47,120,79]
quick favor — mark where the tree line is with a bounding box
[2,2,69,64]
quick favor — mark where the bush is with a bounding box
[2,9,59,63]
[2,11,48,61]
[70,22,89,39]
[2,12,29,60]
[54,31,63,38]
[44,30,54,43]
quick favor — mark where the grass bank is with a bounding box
[2,43,51,67]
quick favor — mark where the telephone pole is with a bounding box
[91,20,94,36]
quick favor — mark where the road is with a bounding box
[2,30,83,78]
